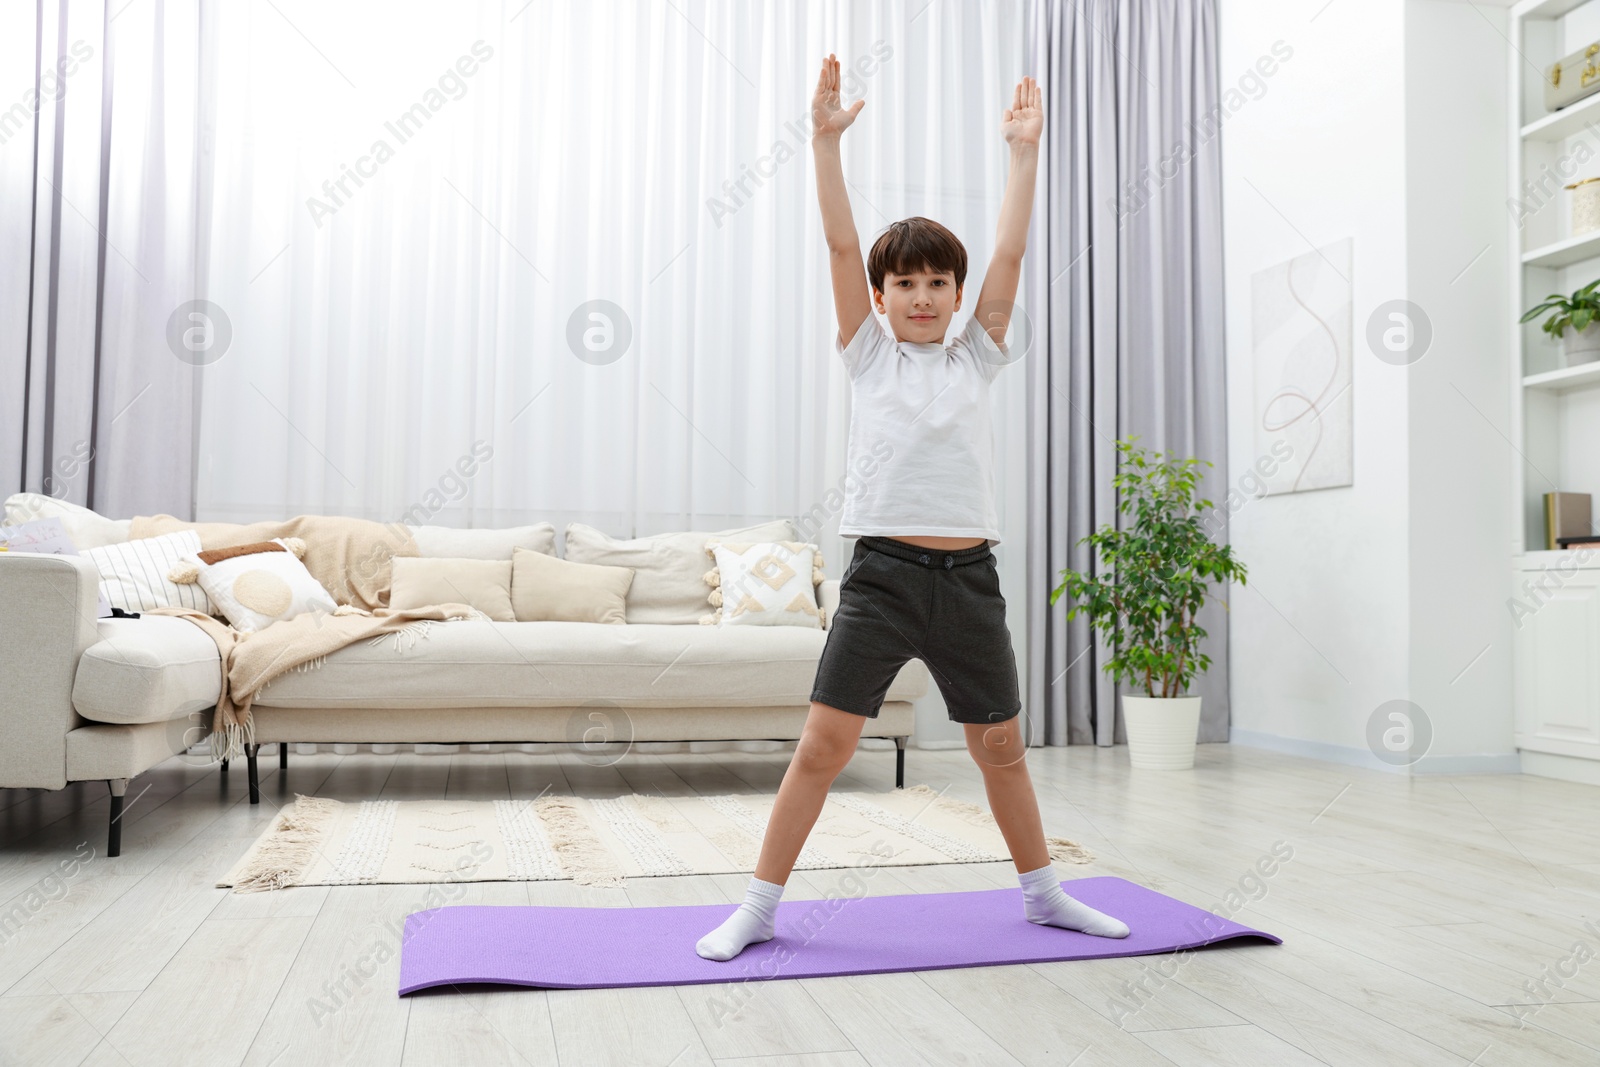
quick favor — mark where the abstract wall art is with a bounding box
[1251,237,1354,494]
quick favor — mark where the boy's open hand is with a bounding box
[812,53,864,139]
[1001,76,1044,147]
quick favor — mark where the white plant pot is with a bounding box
[1563,321,1600,366]
[1121,695,1202,770]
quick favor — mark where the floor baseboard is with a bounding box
[1229,727,1522,775]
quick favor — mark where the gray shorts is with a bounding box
[809,535,1022,725]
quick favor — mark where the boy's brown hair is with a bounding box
[865,217,967,295]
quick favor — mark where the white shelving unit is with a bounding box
[1524,0,1597,20]
[1523,361,1600,390]
[1520,86,1600,141]
[1522,229,1600,267]
[1511,0,1600,779]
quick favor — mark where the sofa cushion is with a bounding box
[71,616,223,725]
[563,520,797,625]
[701,540,824,629]
[409,523,556,560]
[84,530,218,614]
[510,547,632,624]
[184,538,338,632]
[390,557,515,621]
[253,618,929,709]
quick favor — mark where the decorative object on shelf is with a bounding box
[1545,492,1594,551]
[1568,326,1600,367]
[1252,237,1353,494]
[1521,278,1600,366]
[1049,438,1249,771]
[1545,41,1600,113]
[1569,176,1600,234]
[1561,321,1600,365]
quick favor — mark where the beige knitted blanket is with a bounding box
[129,514,477,760]
[142,602,485,762]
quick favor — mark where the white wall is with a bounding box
[1405,0,1514,763]
[1218,0,1515,770]
[1220,0,1411,757]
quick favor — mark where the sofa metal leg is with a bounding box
[107,779,128,858]
[279,743,288,770]
[247,744,260,804]
[894,736,907,789]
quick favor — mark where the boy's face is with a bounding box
[874,268,961,345]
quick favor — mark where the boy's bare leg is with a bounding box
[965,716,1129,937]
[963,715,1049,872]
[755,701,869,884]
[696,701,867,960]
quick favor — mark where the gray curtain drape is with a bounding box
[1,0,210,519]
[1022,0,1229,746]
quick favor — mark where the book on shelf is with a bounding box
[1545,492,1594,551]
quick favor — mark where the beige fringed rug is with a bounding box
[219,784,1096,892]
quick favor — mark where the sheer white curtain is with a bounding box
[0,0,208,518]
[195,0,1025,564]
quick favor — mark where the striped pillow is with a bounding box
[83,530,217,614]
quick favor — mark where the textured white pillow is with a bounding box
[4,492,130,549]
[83,530,215,614]
[184,538,339,633]
[701,540,825,629]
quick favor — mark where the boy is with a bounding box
[696,56,1129,963]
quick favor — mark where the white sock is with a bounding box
[696,876,785,961]
[1018,863,1130,938]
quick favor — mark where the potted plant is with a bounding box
[1521,277,1600,366]
[1049,438,1249,770]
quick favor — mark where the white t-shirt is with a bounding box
[835,313,1014,548]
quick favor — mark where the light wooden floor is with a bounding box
[1,741,1598,1067]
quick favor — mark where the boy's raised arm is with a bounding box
[812,54,873,350]
[973,76,1044,350]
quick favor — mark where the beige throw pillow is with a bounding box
[510,547,632,624]
[562,519,797,625]
[389,557,514,621]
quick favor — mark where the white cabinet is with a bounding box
[1514,557,1600,758]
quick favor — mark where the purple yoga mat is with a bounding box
[398,876,1280,994]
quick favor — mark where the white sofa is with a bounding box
[0,530,928,857]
